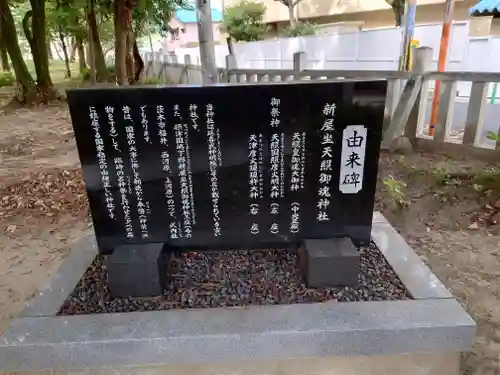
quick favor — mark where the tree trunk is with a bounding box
[22,12,38,66]
[126,29,134,84]
[69,38,77,62]
[76,37,86,73]
[114,0,128,85]
[86,43,91,69]
[24,0,59,102]
[392,1,404,27]
[0,0,36,103]
[126,36,144,84]
[148,31,153,54]
[53,42,63,59]
[126,16,144,84]
[104,46,114,57]
[133,40,144,82]
[47,41,53,59]
[86,0,108,82]
[287,2,296,27]
[87,25,96,84]
[58,30,71,78]
[0,35,10,72]
[126,30,145,85]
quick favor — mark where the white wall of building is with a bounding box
[160,21,500,98]
[171,21,498,72]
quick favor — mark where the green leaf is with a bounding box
[222,0,267,42]
[281,22,315,37]
[487,130,500,142]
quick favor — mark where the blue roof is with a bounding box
[175,7,223,23]
[469,0,500,15]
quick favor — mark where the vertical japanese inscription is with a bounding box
[114,156,132,237]
[340,125,367,194]
[105,106,120,152]
[216,127,222,167]
[269,97,282,235]
[206,104,222,237]
[289,132,306,234]
[248,134,260,235]
[174,104,194,239]
[258,134,265,198]
[189,104,199,131]
[279,133,285,198]
[140,105,151,144]
[299,131,306,189]
[316,103,336,222]
[157,105,179,239]
[73,82,382,250]
[123,106,149,239]
[184,123,196,225]
[106,106,131,238]
[181,104,196,225]
[89,106,115,221]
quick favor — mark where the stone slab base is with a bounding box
[0,212,475,373]
[10,353,460,375]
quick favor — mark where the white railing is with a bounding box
[143,48,500,162]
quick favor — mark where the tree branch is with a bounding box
[391,0,404,26]
[22,10,34,46]
[103,45,113,56]
[274,0,301,9]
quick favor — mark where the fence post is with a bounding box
[293,52,306,81]
[381,46,431,150]
[153,52,162,77]
[143,52,152,78]
[168,52,178,64]
[406,46,432,140]
[463,81,488,146]
[412,46,432,73]
[225,54,237,83]
[184,55,192,84]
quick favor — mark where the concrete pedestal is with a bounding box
[300,237,360,287]
[107,243,168,298]
[12,352,460,375]
[0,212,475,375]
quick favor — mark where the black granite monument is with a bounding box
[67,80,386,296]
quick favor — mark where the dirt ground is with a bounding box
[0,104,498,375]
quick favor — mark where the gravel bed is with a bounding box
[58,242,410,315]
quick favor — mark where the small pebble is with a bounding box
[58,242,410,315]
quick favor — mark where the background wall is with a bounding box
[169,21,500,99]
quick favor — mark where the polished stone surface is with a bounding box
[67,81,387,252]
[371,219,452,299]
[107,243,168,297]
[301,237,360,287]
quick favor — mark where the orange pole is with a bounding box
[428,0,455,136]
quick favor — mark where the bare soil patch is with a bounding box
[0,105,498,374]
[0,104,79,183]
[376,152,500,375]
[0,104,90,335]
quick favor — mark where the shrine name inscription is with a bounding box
[67,80,387,254]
